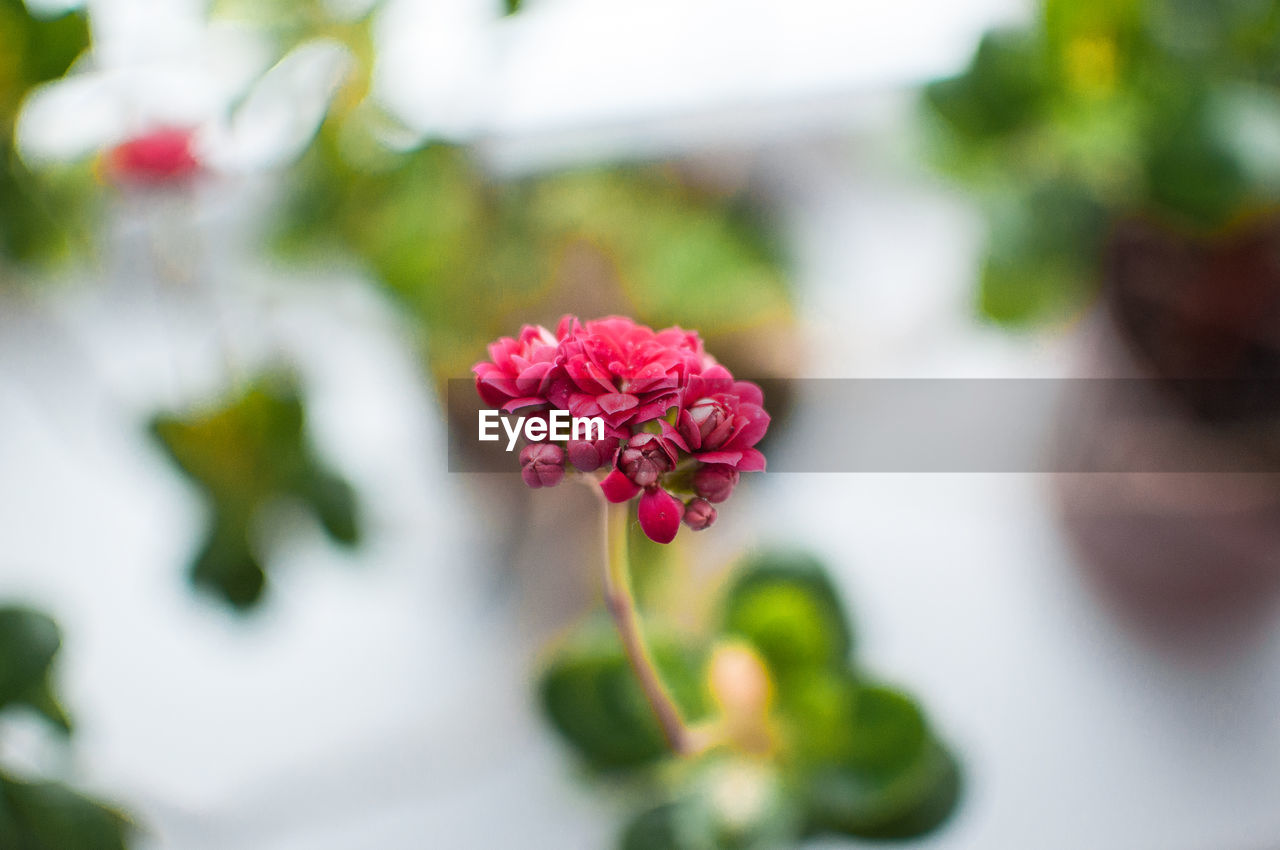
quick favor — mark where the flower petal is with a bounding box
[597,393,639,416]
[695,450,744,466]
[600,469,641,503]
[638,487,682,544]
[735,448,767,471]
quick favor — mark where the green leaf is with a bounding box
[0,607,70,731]
[150,375,361,610]
[538,619,706,772]
[0,774,130,850]
[0,608,59,708]
[300,473,360,547]
[190,518,266,611]
[774,670,860,766]
[621,801,717,850]
[924,29,1049,141]
[806,736,962,840]
[719,554,853,680]
[976,179,1107,325]
[1143,93,1249,228]
[0,0,89,122]
[800,685,962,840]
[0,2,93,269]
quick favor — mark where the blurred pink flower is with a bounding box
[106,128,201,184]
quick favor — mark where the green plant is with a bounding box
[539,552,962,848]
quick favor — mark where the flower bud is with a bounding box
[693,463,739,504]
[519,442,564,489]
[682,497,717,531]
[566,436,617,473]
[617,433,676,488]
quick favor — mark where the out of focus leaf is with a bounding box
[806,735,962,840]
[925,30,1049,141]
[797,684,960,839]
[0,607,70,732]
[1143,93,1249,227]
[719,553,852,680]
[774,670,859,765]
[0,608,134,847]
[0,0,91,268]
[150,376,361,610]
[622,800,716,850]
[0,0,88,122]
[539,619,707,771]
[622,760,798,850]
[0,774,130,850]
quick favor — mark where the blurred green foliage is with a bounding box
[539,553,962,849]
[924,0,1280,324]
[541,619,709,771]
[276,124,792,387]
[0,0,90,268]
[150,376,361,610]
[0,607,132,849]
[0,607,70,733]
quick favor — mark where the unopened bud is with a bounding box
[566,436,617,473]
[617,433,676,488]
[519,442,564,489]
[693,463,739,504]
[682,497,717,530]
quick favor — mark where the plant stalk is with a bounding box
[600,498,694,756]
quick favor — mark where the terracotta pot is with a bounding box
[1054,216,1280,647]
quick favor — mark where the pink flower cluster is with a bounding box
[474,316,769,544]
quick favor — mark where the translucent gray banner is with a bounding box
[446,378,1280,473]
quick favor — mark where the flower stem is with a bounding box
[600,498,695,756]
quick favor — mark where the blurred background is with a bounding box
[4,0,1280,848]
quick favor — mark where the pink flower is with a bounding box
[473,324,561,412]
[674,366,769,472]
[551,316,710,428]
[107,128,201,184]
[474,315,768,543]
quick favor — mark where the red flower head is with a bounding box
[551,315,711,428]
[672,365,769,472]
[474,315,768,544]
[473,324,561,412]
[106,128,201,185]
